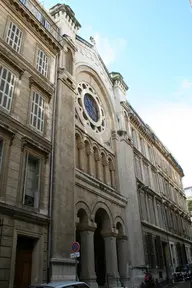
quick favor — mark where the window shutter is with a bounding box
[34,159,40,208]
[23,153,29,203]
[146,233,155,268]
[176,242,182,265]
[156,236,164,268]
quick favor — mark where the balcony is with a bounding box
[19,0,61,40]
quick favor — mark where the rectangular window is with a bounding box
[148,196,155,225]
[0,139,3,172]
[30,92,44,132]
[134,156,142,180]
[140,137,146,156]
[23,153,40,208]
[36,49,48,77]
[132,128,138,148]
[157,202,163,228]
[0,66,15,111]
[148,146,153,163]
[139,192,147,221]
[152,171,157,191]
[143,163,150,186]
[6,22,22,53]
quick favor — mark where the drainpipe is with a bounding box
[47,51,59,283]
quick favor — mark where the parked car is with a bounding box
[29,281,90,288]
[172,264,192,282]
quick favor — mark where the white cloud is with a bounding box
[79,26,126,67]
[136,97,192,188]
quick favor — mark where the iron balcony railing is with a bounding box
[19,0,62,42]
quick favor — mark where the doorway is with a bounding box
[14,235,35,288]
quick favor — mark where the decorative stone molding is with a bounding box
[0,50,25,79]
[58,67,77,90]
[0,120,16,145]
[77,140,85,150]
[10,0,62,52]
[21,136,50,163]
[29,76,54,102]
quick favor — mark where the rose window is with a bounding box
[75,82,106,133]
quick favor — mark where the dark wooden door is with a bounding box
[14,237,34,288]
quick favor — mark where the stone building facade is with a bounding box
[0,0,61,287]
[0,1,192,288]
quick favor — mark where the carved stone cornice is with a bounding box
[58,67,77,91]
[0,50,25,79]
[0,119,16,145]
[21,136,51,163]
[0,39,55,89]
[63,35,78,52]
[0,201,49,226]
[6,0,62,52]
[29,76,54,102]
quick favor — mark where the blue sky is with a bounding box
[45,0,192,188]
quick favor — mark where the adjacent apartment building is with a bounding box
[0,0,61,287]
[0,1,191,288]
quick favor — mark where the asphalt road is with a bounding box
[169,281,192,288]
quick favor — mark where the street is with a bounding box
[168,281,192,288]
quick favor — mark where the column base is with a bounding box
[105,276,121,288]
[50,258,76,282]
[119,277,132,288]
[130,268,145,288]
[81,278,98,288]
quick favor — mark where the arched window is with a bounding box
[65,48,73,74]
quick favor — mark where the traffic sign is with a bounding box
[72,241,80,252]
[70,252,80,259]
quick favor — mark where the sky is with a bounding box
[44,0,192,188]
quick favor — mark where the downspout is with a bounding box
[47,51,59,283]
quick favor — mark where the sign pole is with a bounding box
[71,242,80,281]
[75,257,77,281]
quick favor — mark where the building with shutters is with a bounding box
[0,0,62,287]
[129,104,192,279]
[0,1,192,288]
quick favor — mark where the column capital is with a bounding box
[77,141,85,149]
[117,235,128,241]
[101,231,118,238]
[87,147,94,156]
[77,223,96,232]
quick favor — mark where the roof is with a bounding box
[30,282,88,288]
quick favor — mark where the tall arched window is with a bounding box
[65,48,73,74]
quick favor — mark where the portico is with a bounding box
[76,205,129,288]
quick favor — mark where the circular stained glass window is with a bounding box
[84,93,99,122]
[75,81,106,133]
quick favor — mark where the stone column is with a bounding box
[95,153,102,181]
[116,236,130,287]
[79,226,98,288]
[87,148,94,177]
[103,233,120,287]
[77,141,85,171]
[103,159,110,185]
